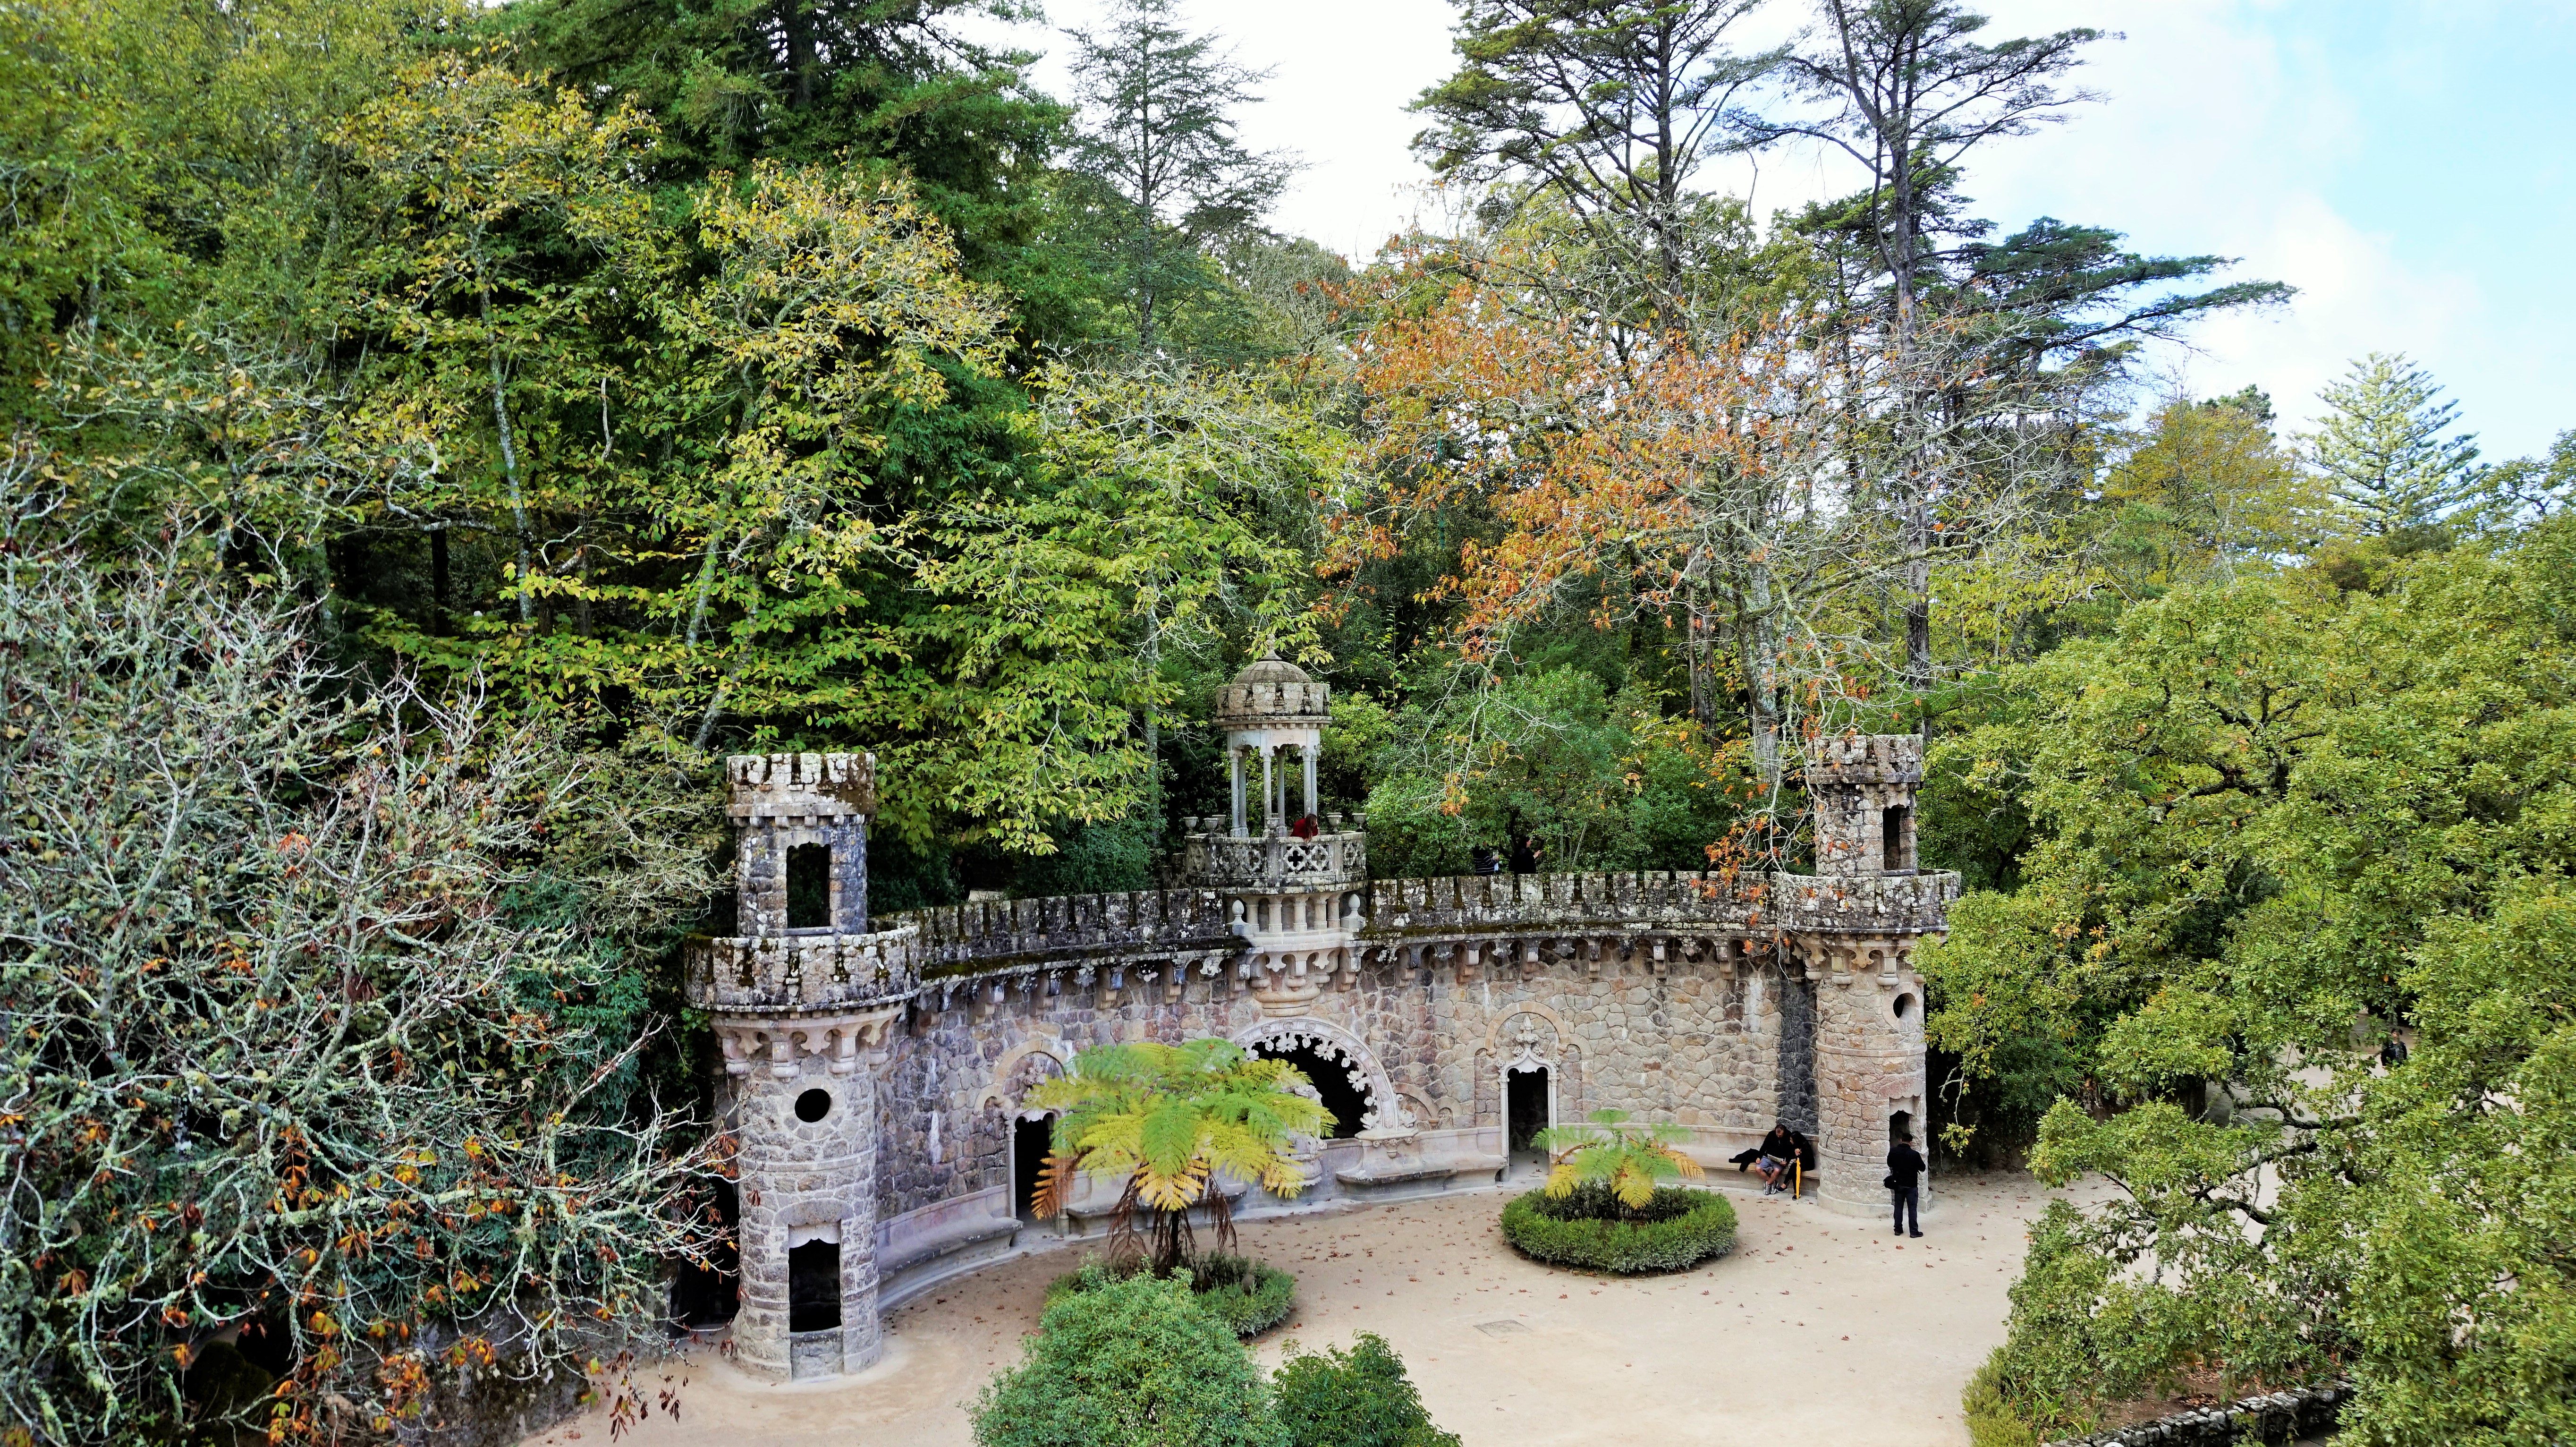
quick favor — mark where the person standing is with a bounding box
[1887,1130,1926,1237]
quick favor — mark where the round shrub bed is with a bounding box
[1046,1253,1297,1337]
[1500,1183,1739,1274]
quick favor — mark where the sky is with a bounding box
[979,0,2575,458]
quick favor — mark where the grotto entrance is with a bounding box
[1506,1066,1551,1168]
[1253,1042,1369,1140]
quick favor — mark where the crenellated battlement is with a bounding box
[881,888,1237,976]
[727,750,877,822]
[1804,732,1923,785]
[685,925,920,1013]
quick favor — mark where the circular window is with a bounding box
[794,1088,832,1123]
[1892,994,1916,1021]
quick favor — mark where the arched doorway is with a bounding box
[1012,1114,1057,1221]
[1506,1066,1551,1169]
[786,1234,841,1333]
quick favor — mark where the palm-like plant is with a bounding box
[1025,1038,1333,1277]
[1533,1108,1706,1217]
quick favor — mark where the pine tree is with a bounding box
[2305,352,2482,535]
[1062,0,1294,352]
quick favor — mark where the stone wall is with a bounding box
[868,945,1793,1226]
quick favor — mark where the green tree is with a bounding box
[2303,351,2482,537]
[0,474,719,1447]
[1532,1108,1706,1215]
[1061,0,1294,352]
[1923,519,2576,1444]
[971,1271,1288,1447]
[1025,1040,1329,1279]
[1409,0,1777,335]
[2084,390,2319,593]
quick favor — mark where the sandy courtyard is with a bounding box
[534,1172,2102,1447]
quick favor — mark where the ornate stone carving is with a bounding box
[1232,1017,1410,1135]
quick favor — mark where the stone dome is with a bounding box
[1214,651,1331,730]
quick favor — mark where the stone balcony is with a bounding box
[1178,828,1369,892]
[684,925,922,1015]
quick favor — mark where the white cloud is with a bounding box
[983,0,2567,453]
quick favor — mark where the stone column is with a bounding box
[1302,747,1319,821]
[1229,748,1247,836]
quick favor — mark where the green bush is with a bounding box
[1962,1356,2042,1447]
[1498,1184,1737,1273]
[973,1271,1287,1447]
[1273,1333,1461,1447]
[1047,1253,1297,1337]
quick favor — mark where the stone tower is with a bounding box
[686,752,920,1380]
[1802,735,1934,1217]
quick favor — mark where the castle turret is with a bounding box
[685,752,919,1380]
[1800,734,1935,1218]
[1807,733,1922,876]
[1179,656,1372,1023]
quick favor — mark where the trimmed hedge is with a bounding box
[1047,1253,1297,1337]
[1499,1184,1738,1274]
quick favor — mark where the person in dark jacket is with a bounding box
[1887,1131,1926,1237]
[1471,845,1502,875]
[1748,1123,1797,1192]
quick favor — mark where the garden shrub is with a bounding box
[1047,1253,1297,1337]
[973,1272,1287,1447]
[1273,1333,1461,1447]
[1962,1356,2042,1447]
[1499,1183,1737,1273]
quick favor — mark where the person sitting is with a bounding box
[1887,1129,1926,1238]
[1751,1122,1797,1194]
[1289,812,1320,840]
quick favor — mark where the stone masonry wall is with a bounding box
[871,949,1787,1223]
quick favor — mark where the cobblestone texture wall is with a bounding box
[723,1064,882,1379]
[870,952,1790,1222]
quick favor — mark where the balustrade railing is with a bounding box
[1178,830,1369,890]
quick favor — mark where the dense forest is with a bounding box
[2,0,2569,1443]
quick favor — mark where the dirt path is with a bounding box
[534,1172,2103,1447]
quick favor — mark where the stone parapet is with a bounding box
[1803,733,1923,786]
[1362,869,1957,939]
[1179,830,1369,890]
[727,751,876,823]
[685,927,920,1014]
[882,889,1237,976]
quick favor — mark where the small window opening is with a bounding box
[1893,993,1916,1021]
[787,843,831,929]
[1881,806,1911,871]
[787,1240,841,1333]
[1890,1109,1914,1146]
[794,1088,832,1123]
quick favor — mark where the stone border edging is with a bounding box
[2043,1382,2351,1447]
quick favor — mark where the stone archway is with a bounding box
[1231,1017,1409,1133]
